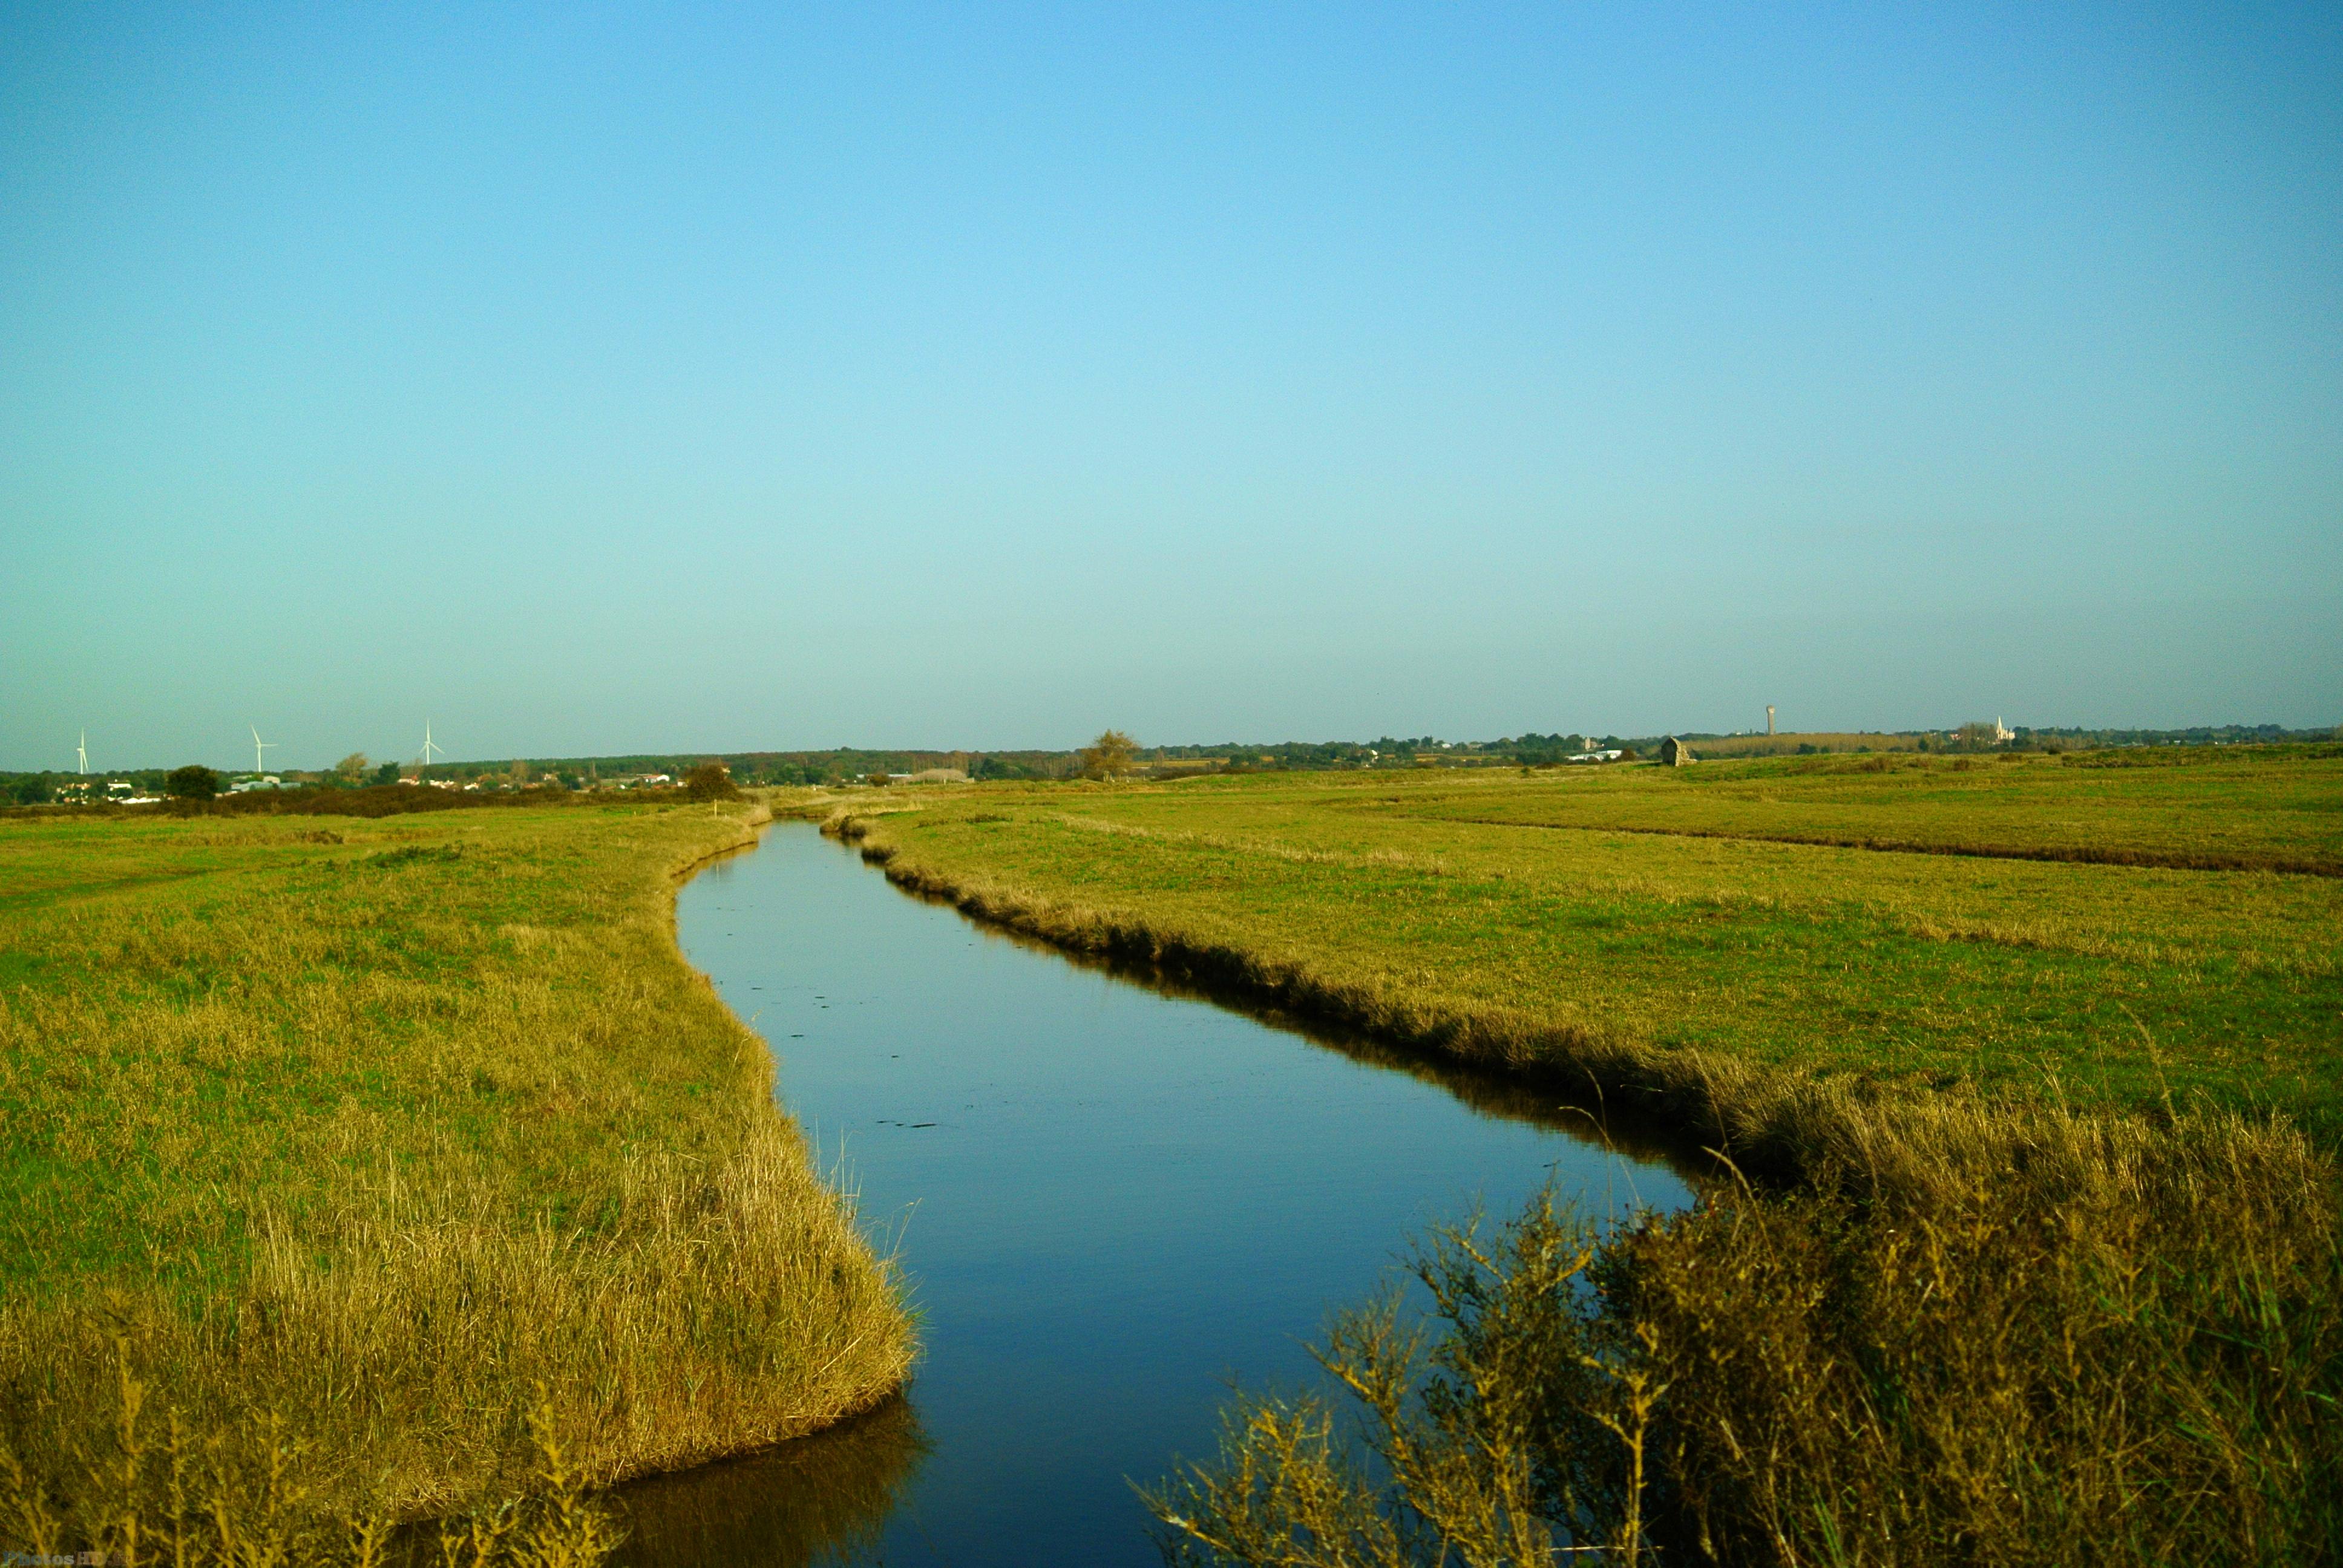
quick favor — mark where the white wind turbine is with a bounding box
[76,729,88,775]
[420,720,445,771]
[251,724,278,775]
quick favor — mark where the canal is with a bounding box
[621,820,1693,1564]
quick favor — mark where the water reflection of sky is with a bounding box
[640,822,1694,1566]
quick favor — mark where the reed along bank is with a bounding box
[0,798,911,1542]
[811,751,2343,1564]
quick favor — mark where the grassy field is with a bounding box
[0,800,909,1549]
[1430,746,2343,871]
[816,751,2343,1140]
[811,751,2343,1562]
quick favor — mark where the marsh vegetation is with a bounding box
[0,803,909,1554]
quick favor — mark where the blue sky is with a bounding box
[3,2,2336,769]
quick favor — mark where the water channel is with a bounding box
[621,822,1694,1565]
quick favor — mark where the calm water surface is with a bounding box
[624,822,1693,1566]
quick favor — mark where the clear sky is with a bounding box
[4,2,2336,771]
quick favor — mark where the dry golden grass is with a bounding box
[5,1373,630,1566]
[0,800,910,1548]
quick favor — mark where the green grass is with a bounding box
[816,751,2343,1138]
[0,800,910,1541]
[1411,748,2343,871]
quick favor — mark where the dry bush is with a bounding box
[2,1367,624,1567]
[1080,731,1139,781]
[1152,1108,2343,1566]
[1147,1191,1650,1568]
[682,763,741,802]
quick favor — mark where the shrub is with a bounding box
[0,1379,624,1567]
[164,765,220,800]
[1080,730,1139,781]
[683,762,742,801]
[1151,1113,2343,1567]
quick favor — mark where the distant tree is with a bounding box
[11,774,53,805]
[1948,721,2002,754]
[335,752,370,785]
[508,759,533,786]
[1079,730,1138,781]
[684,762,742,800]
[373,760,402,785]
[165,765,221,801]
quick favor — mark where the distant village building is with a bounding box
[1659,736,1691,766]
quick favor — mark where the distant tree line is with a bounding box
[7,722,2336,808]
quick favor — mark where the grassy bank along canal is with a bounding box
[647,820,1693,1565]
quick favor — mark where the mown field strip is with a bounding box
[1387,810,2343,877]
